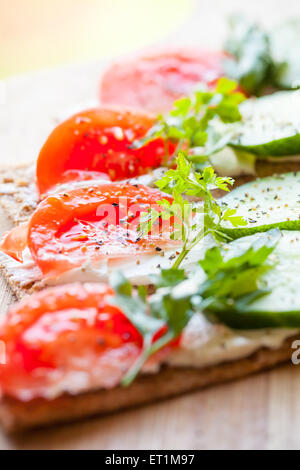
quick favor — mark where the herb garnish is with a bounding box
[108,62,293,386]
[196,228,280,316]
[111,230,280,385]
[139,152,247,268]
[110,270,193,386]
[133,77,245,166]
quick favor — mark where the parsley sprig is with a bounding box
[197,228,280,308]
[194,228,281,328]
[111,230,280,385]
[133,77,245,165]
[139,152,247,269]
[110,270,193,386]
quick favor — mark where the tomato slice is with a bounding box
[36,108,174,197]
[100,49,225,113]
[0,223,28,263]
[27,183,180,278]
[0,283,146,399]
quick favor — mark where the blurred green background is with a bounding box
[0,0,193,78]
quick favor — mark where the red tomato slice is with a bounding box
[0,283,180,400]
[100,49,225,113]
[36,108,174,197]
[0,283,144,399]
[27,183,180,278]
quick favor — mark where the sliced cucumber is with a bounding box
[229,91,300,156]
[206,230,300,329]
[220,172,300,239]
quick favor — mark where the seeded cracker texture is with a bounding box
[0,164,37,225]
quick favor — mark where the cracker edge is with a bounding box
[0,335,297,433]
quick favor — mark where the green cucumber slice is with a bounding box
[220,172,300,239]
[206,230,300,329]
[229,91,300,156]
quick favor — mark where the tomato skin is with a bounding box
[27,183,178,278]
[36,108,174,197]
[100,49,226,113]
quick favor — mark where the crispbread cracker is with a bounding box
[0,162,299,432]
[0,252,42,300]
[0,334,297,432]
[1,160,300,299]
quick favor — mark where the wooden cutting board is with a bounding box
[1,0,300,450]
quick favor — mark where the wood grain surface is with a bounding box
[1,0,300,450]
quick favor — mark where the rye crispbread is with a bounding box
[0,334,297,432]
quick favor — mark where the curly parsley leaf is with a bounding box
[154,153,234,198]
[110,271,192,386]
[150,268,186,288]
[132,77,245,165]
[199,228,279,278]
[197,228,280,315]
[149,287,193,339]
[110,271,164,337]
[110,230,282,385]
[138,152,246,268]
